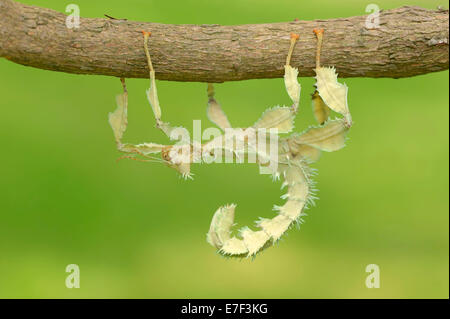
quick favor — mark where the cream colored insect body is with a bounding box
[109,30,352,258]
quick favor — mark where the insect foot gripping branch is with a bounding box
[108,31,352,259]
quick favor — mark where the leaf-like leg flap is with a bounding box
[297,145,321,162]
[284,65,301,113]
[314,67,352,125]
[287,139,322,163]
[146,70,162,122]
[291,119,349,152]
[109,78,128,145]
[284,33,301,113]
[312,28,352,126]
[253,106,295,133]
[206,83,232,131]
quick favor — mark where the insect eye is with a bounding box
[161,150,170,161]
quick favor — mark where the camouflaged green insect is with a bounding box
[109,30,353,258]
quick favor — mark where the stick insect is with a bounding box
[108,29,352,258]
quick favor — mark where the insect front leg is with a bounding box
[206,83,232,131]
[142,31,179,139]
[109,77,166,162]
[312,29,352,127]
[284,33,301,114]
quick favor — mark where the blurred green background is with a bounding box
[0,0,448,298]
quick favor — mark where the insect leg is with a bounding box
[283,33,301,114]
[313,28,324,69]
[142,31,177,138]
[108,76,166,163]
[312,29,352,127]
[206,83,232,131]
[286,32,300,67]
[311,28,332,125]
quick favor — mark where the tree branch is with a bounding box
[0,0,448,82]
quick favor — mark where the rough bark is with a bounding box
[0,0,448,82]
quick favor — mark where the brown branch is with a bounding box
[0,0,448,82]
